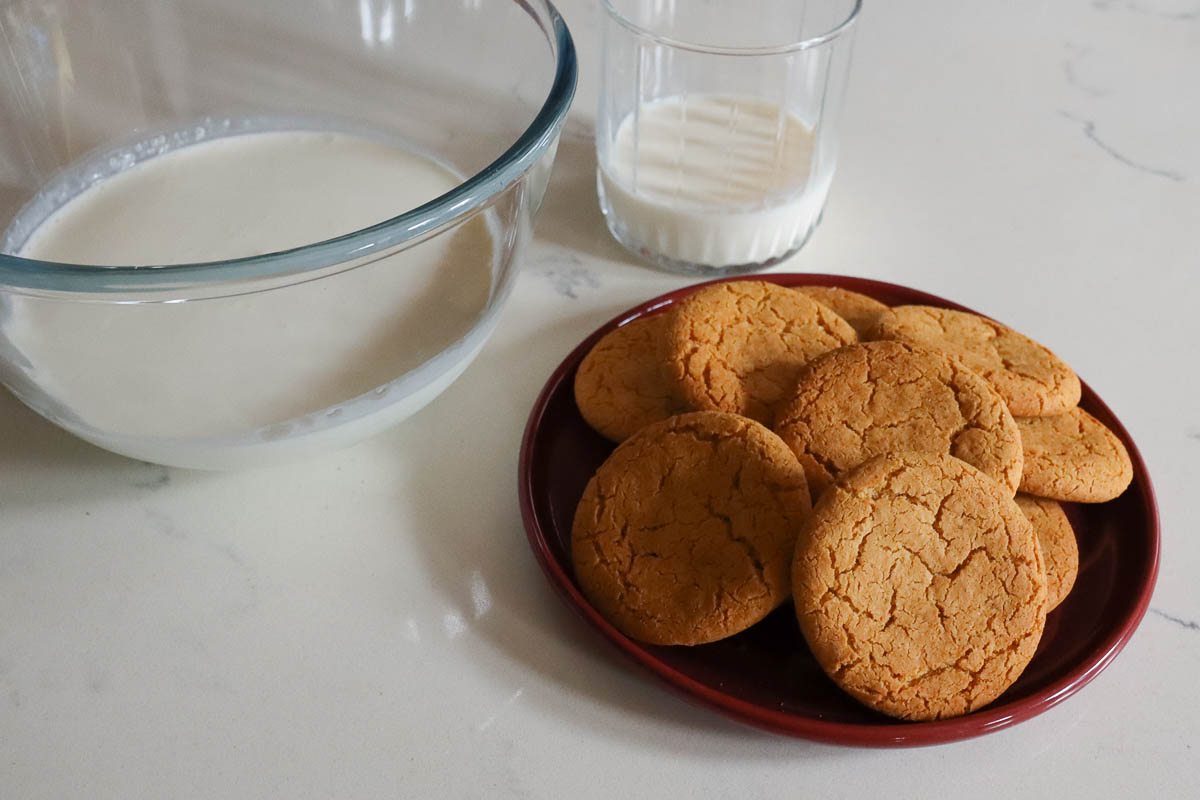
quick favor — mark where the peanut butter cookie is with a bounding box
[876,305,1081,416]
[572,411,811,646]
[664,281,857,426]
[775,341,1023,498]
[793,453,1047,721]
[1017,408,1133,502]
[1014,494,1078,611]
[574,316,682,442]
[798,286,896,340]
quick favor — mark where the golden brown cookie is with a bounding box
[572,411,811,646]
[798,286,896,340]
[793,453,1047,721]
[1014,494,1078,611]
[775,341,1023,499]
[875,305,1081,417]
[1017,408,1134,502]
[663,281,857,426]
[573,316,683,442]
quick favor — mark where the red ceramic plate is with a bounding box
[518,274,1159,747]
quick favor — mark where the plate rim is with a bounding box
[517,273,1161,747]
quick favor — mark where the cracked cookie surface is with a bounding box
[574,316,683,442]
[798,286,896,340]
[775,341,1023,499]
[664,281,858,426]
[1015,494,1077,611]
[572,411,812,646]
[793,453,1047,721]
[876,305,1081,417]
[1017,408,1133,502]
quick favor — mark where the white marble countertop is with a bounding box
[3,0,1198,796]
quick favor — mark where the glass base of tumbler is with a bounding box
[596,168,825,277]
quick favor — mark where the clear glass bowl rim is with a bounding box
[0,0,578,295]
[601,0,861,56]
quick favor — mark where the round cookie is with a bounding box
[1014,494,1078,611]
[1017,407,1133,502]
[875,305,1081,417]
[798,286,896,341]
[664,281,858,426]
[775,341,1023,498]
[574,315,683,442]
[793,453,1048,721]
[571,411,811,646]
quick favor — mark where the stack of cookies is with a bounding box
[570,280,1133,721]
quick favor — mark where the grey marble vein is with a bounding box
[140,508,259,613]
[211,540,261,615]
[1061,44,1110,97]
[1060,111,1186,182]
[132,463,171,489]
[1092,0,1200,21]
[1150,607,1200,631]
[533,254,600,299]
[145,508,187,540]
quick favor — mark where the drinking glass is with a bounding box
[597,0,861,275]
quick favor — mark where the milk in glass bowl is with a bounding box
[0,0,576,468]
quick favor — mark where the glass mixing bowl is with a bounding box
[0,0,576,468]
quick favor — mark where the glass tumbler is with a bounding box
[597,0,861,275]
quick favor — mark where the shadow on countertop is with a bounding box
[381,313,849,760]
